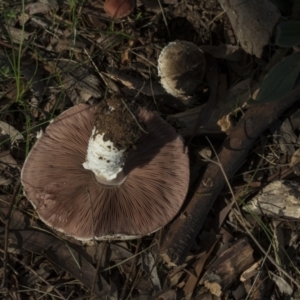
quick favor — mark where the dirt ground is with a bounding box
[1,0,300,299]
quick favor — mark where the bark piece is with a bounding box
[201,238,254,297]
[240,260,261,282]
[218,0,280,58]
[245,180,300,220]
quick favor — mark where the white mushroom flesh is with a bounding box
[83,127,125,181]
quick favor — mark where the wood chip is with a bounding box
[240,260,261,282]
[201,238,254,297]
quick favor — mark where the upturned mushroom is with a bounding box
[104,0,135,19]
[158,40,206,101]
[21,96,189,240]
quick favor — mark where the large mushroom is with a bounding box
[21,96,189,240]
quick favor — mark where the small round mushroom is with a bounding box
[158,40,206,101]
[104,0,135,19]
[21,96,189,241]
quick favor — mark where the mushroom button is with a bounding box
[158,40,206,101]
[104,0,135,19]
[21,96,189,240]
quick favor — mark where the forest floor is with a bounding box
[1,0,300,299]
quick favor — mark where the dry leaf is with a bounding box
[0,121,23,145]
[25,0,58,15]
[183,237,219,299]
[141,251,161,292]
[290,148,300,168]
[270,271,293,295]
[45,59,102,104]
[219,0,280,58]
[0,151,20,185]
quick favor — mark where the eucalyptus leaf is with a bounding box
[255,51,300,103]
[276,21,300,47]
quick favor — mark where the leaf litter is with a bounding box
[1,0,300,299]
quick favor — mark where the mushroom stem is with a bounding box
[83,127,126,181]
[82,96,143,185]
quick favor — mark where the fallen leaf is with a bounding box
[290,148,300,168]
[0,151,20,185]
[0,121,24,145]
[219,0,280,57]
[270,271,293,295]
[141,251,161,292]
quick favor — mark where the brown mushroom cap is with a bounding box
[21,104,189,240]
[104,0,135,19]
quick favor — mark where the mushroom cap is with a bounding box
[104,0,135,19]
[158,40,206,100]
[21,104,189,240]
